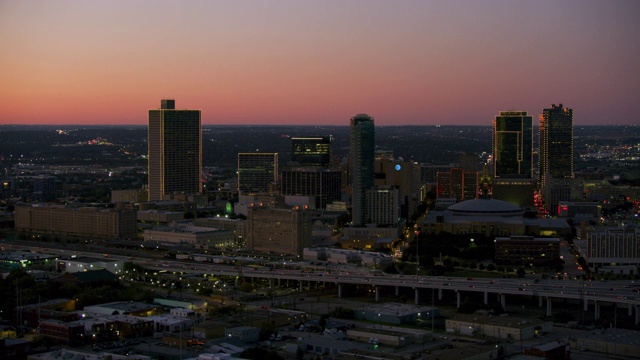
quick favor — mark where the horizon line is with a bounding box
[1,123,636,127]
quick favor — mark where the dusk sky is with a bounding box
[1,1,638,126]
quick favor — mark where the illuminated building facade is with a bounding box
[237,152,279,195]
[291,136,331,166]
[539,103,573,189]
[148,99,202,201]
[492,111,533,179]
[350,114,375,226]
[492,111,534,208]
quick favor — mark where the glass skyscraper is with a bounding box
[539,103,574,189]
[492,111,533,179]
[148,99,202,201]
[350,114,375,226]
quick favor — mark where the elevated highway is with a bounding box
[5,241,640,323]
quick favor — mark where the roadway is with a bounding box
[4,240,640,320]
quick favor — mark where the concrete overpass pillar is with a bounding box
[300,281,303,292]
[595,301,600,319]
[438,288,443,300]
[500,294,506,310]
[415,288,420,305]
[629,303,633,317]
[538,296,543,307]
[375,286,380,302]
[546,297,552,317]
[584,297,588,311]
[395,286,400,296]
[636,305,640,325]
[456,291,461,308]
[338,284,343,298]
[484,291,488,305]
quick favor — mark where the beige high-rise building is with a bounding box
[15,204,137,240]
[246,204,311,256]
[148,99,202,201]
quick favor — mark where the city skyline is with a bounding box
[1,1,639,126]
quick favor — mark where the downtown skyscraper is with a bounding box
[539,103,574,189]
[148,99,202,201]
[492,111,533,179]
[350,114,375,226]
[491,111,535,208]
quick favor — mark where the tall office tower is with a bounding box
[492,111,535,208]
[492,111,533,179]
[148,99,202,201]
[281,167,342,210]
[539,103,573,189]
[350,114,375,226]
[237,153,278,195]
[291,136,331,166]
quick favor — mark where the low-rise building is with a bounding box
[303,247,393,268]
[154,298,208,311]
[83,301,160,318]
[495,236,560,265]
[224,326,260,343]
[15,203,137,240]
[445,314,552,341]
[354,302,439,326]
[38,319,85,346]
[570,328,640,358]
[57,256,124,274]
[106,314,154,338]
[524,341,569,359]
[557,201,601,221]
[144,224,234,250]
[586,226,640,272]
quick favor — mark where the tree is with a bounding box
[516,267,526,277]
